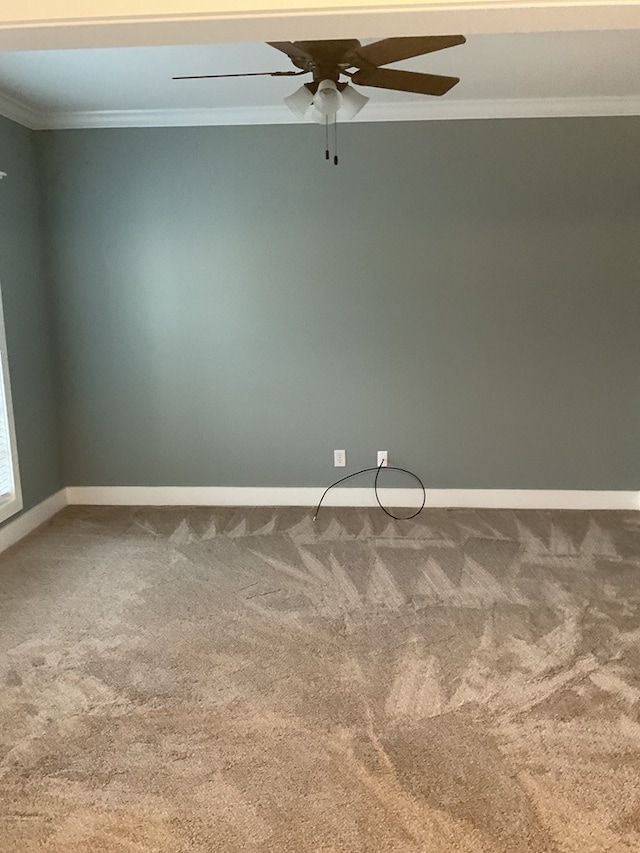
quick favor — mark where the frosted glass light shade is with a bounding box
[341,85,369,120]
[284,84,314,118]
[284,79,369,123]
[313,80,342,117]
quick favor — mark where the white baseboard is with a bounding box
[0,489,67,556]
[2,487,637,556]
[65,486,640,512]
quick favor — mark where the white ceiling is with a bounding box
[1,29,640,128]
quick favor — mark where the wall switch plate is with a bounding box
[377,451,388,467]
[334,449,346,467]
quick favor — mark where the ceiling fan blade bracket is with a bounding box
[344,50,376,73]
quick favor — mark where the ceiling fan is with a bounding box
[174,36,466,162]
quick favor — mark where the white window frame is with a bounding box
[0,284,22,524]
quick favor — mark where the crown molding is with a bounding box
[359,95,640,122]
[11,94,640,131]
[0,90,42,129]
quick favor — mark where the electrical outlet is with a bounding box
[377,451,388,467]
[334,449,346,467]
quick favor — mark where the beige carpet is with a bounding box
[1,506,640,852]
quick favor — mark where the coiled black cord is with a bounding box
[313,461,426,522]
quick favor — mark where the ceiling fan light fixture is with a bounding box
[313,79,342,117]
[284,83,314,118]
[340,84,369,120]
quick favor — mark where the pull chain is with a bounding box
[322,114,339,165]
[325,115,330,160]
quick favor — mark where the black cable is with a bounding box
[313,461,426,522]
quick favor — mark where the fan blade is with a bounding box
[267,41,314,65]
[352,67,459,96]
[173,70,303,80]
[355,35,465,68]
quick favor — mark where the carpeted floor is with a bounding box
[1,506,640,851]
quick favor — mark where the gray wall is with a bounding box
[0,116,62,516]
[40,118,640,490]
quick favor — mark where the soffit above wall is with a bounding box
[2,1,640,51]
